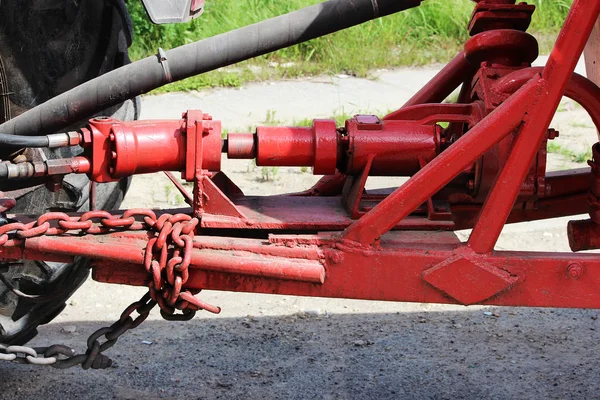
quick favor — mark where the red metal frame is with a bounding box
[2,0,600,310]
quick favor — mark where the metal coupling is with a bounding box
[47,131,82,148]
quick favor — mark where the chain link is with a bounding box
[145,214,220,320]
[0,207,220,369]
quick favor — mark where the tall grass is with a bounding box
[127,0,572,92]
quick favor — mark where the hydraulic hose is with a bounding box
[0,0,422,137]
[0,132,79,148]
[0,134,50,148]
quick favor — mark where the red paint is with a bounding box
[3,0,600,314]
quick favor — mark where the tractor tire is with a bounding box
[0,0,139,345]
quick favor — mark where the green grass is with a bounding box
[547,141,592,163]
[128,0,572,93]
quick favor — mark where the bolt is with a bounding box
[547,129,559,140]
[467,180,475,191]
[567,263,583,279]
[109,133,115,142]
[109,167,115,175]
[111,151,118,160]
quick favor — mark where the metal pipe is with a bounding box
[395,51,474,110]
[0,0,422,137]
[18,235,325,284]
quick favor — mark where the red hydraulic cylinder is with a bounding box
[227,116,440,176]
[345,116,439,176]
[111,120,186,177]
[83,111,222,182]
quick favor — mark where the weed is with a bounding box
[570,121,594,129]
[300,166,310,173]
[174,194,185,206]
[547,142,591,163]
[261,166,280,181]
[292,118,314,128]
[263,109,282,126]
[164,184,172,200]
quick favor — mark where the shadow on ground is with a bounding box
[0,307,598,400]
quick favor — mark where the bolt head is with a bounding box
[547,129,559,140]
[567,263,583,279]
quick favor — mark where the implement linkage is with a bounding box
[0,209,220,369]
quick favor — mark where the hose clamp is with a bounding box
[158,48,173,83]
[370,0,380,18]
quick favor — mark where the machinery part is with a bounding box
[32,111,443,184]
[0,0,422,137]
[229,116,441,176]
[568,142,600,251]
[0,0,137,346]
[0,157,89,181]
[0,132,80,149]
[141,0,206,24]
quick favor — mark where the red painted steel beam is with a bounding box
[90,231,600,309]
[468,0,600,254]
[342,76,539,245]
[2,234,326,284]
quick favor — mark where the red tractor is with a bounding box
[0,0,599,369]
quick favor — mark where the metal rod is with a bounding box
[392,51,474,111]
[17,235,325,284]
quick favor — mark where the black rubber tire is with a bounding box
[0,0,139,345]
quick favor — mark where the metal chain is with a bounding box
[0,292,156,369]
[0,208,220,369]
[145,213,221,320]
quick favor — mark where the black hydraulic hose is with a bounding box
[0,133,49,147]
[0,0,422,137]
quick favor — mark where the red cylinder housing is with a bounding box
[84,111,222,182]
[227,115,440,176]
[253,119,338,175]
[345,116,439,176]
[111,120,186,177]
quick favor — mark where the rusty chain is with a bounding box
[0,208,220,369]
